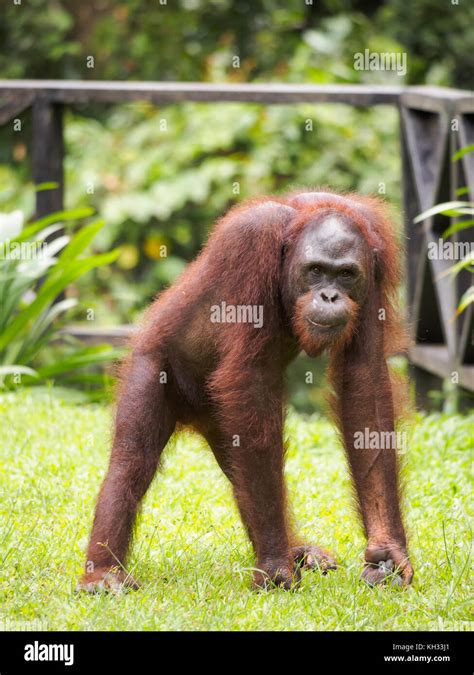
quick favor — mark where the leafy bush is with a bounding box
[0,206,122,399]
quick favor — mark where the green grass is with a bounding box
[0,390,472,631]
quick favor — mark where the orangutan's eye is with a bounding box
[340,268,355,278]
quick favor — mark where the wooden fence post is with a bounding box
[32,98,64,218]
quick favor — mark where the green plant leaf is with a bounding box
[439,252,474,278]
[34,182,60,192]
[36,344,122,377]
[457,286,474,315]
[442,219,474,238]
[56,218,105,263]
[13,208,95,243]
[40,247,119,295]
[414,201,470,223]
[33,224,67,242]
[0,365,39,377]
[439,207,474,217]
[452,144,474,161]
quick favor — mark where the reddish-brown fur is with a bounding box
[78,189,412,593]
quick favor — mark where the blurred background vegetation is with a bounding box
[0,0,472,409]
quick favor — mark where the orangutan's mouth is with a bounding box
[306,316,345,330]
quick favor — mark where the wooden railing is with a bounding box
[0,81,473,401]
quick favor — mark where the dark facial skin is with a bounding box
[289,215,368,335]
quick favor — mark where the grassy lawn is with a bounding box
[0,390,472,631]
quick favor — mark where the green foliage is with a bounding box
[0,208,122,398]
[379,0,474,88]
[0,0,80,79]
[0,1,471,86]
[0,392,472,630]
